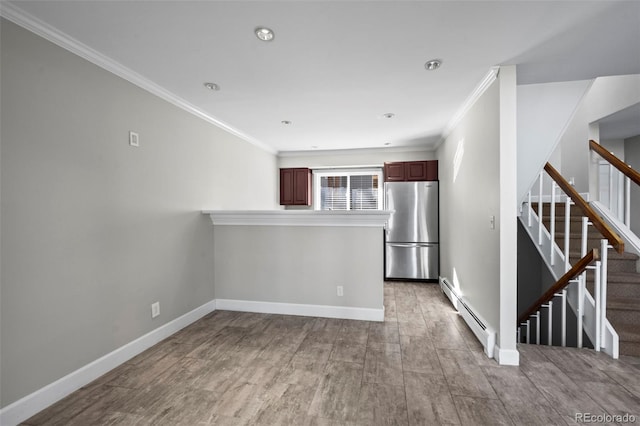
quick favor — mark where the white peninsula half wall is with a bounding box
[203,210,392,321]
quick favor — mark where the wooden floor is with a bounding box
[23,282,640,425]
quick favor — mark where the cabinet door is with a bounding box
[280,168,294,205]
[293,168,311,205]
[384,162,406,181]
[406,161,428,181]
[425,160,438,181]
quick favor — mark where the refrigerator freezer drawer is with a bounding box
[385,243,439,280]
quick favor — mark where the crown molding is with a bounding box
[435,66,500,149]
[0,3,276,155]
[278,145,435,158]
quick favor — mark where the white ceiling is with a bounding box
[3,1,640,154]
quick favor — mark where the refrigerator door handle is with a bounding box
[387,242,436,247]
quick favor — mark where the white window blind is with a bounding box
[314,169,383,211]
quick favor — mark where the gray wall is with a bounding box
[516,80,591,203]
[551,75,640,195]
[625,135,640,236]
[1,19,278,407]
[436,80,501,332]
[213,225,383,309]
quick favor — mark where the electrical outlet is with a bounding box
[151,302,160,318]
[337,286,344,297]
[129,131,140,147]
[489,215,495,230]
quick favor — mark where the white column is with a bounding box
[497,65,519,365]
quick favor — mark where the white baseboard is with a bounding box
[0,300,216,426]
[494,345,520,366]
[439,277,460,311]
[439,276,498,360]
[215,298,384,322]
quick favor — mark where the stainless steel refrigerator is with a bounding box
[384,181,439,281]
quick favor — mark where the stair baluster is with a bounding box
[550,182,557,265]
[544,301,553,346]
[564,198,572,272]
[600,239,609,341]
[559,289,567,347]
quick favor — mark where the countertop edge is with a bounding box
[202,210,392,227]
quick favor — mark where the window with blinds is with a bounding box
[314,169,383,211]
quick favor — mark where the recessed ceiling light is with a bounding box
[425,59,442,71]
[255,27,274,41]
[203,82,219,91]
[281,120,292,125]
[382,113,395,119]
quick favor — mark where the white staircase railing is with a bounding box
[518,165,620,358]
[591,139,640,230]
[598,159,632,227]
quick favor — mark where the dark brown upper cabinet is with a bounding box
[384,161,438,182]
[280,168,312,206]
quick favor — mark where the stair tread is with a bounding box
[568,251,639,260]
[608,297,640,311]
[614,323,640,343]
[606,272,640,283]
[586,272,640,284]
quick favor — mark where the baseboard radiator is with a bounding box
[439,277,496,358]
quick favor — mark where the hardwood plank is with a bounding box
[307,361,364,422]
[516,343,551,365]
[336,329,369,345]
[384,298,398,322]
[275,364,323,388]
[355,383,409,426]
[329,340,367,364]
[294,339,334,361]
[436,349,498,399]
[253,340,299,367]
[519,360,607,419]
[481,365,549,406]
[368,322,400,344]
[213,381,288,421]
[22,385,131,426]
[573,379,640,416]
[500,402,569,426]
[105,354,182,389]
[363,342,404,387]
[398,322,430,338]
[101,384,178,418]
[185,327,247,360]
[404,372,461,425]
[188,355,242,394]
[251,384,318,425]
[539,346,613,383]
[452,396,514,426]
[400,335,443,376]
[145,388,219,425]
[604,368,640,399]
[428,321,468,350]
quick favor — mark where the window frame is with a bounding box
[313,168,384,211]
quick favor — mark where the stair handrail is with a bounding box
[544,162,625,253]
[518,249,599,324]
[590,139,640,186]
